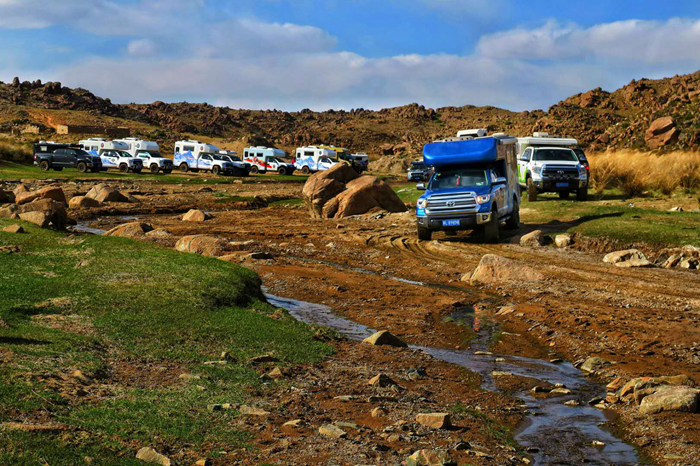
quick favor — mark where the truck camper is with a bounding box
[79,138,143,172]
[174,140,240,175]
[293,146,338,174]
[415,131,520,242]
[114,138,172,173]
[242,147,295,175]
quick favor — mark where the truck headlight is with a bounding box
[476,194,491,204]
[533,165,543,176]
[417,199,427,209]
[578,166,587,177]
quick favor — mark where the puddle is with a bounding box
[265,293,643,466]
[71,215,140,236]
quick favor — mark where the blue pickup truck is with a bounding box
[415,132,521,243]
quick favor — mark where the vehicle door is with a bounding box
[490,168,507,214]
[102,150,118,168]
[199,154,213,170]
[265,157,276,170]
[138,154,150,167]
[518,148,532,183]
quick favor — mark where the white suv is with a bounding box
[518,147,588,201]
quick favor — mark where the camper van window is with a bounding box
[256,153,263,157]
[305,151,314,157]
[183,145,195,152]
[175,147,180,153]
[533,149,577,162]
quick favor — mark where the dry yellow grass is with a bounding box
[588,150,700,197]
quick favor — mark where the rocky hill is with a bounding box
[2,71,700,158]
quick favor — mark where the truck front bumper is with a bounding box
[534,179,587,191]
[417,212,491,231]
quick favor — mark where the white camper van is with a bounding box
[242,147,295,175]
[79,138,143,172]
[114,138,173,173]
[174,140,238,175]
[293,146,338,174]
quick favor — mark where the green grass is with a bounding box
[0,161,308,185]
[269,198,304,207]
[522,194,700,246]
[393,183,423,204]
[0,219,332,464]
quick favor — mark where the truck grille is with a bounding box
[426,192,477,216]
[542,166,578,180]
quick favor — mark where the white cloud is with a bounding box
[127,39,157,57]
[477,18,700,64]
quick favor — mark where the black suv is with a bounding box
[34,143,102,173]
[408,161,431,181]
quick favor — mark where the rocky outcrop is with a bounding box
[16,199,68,230]
[15,186,67,206]
[603,249,651,268]
[645,117,680,150]
[302,163,406,219]
[468,254,545,285]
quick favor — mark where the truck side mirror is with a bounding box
[416,183,426,191]
[493,177,507,185]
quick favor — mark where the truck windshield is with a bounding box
[212,155,225,161]
[138,151,162,158]
[533,149,578,162]
[273,158,286,163]
[117,151,133,158]
[429,168,488,189]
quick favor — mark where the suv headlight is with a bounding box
[417,199,427,209]
[476,194,491,204]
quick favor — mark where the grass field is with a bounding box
[0,160,308,185]
[0,219,332,464]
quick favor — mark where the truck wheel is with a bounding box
[77,162,88,173]
[301,166,310,175]
[417,225,432,241]
[39,161,50,171]
[505,198,520,230]
[559,191,570,200]
[278,167,288,176]
[527,178,537,202]
[212,165,221,175]
[480,206,500,243]
[119,163,128,173]
[151,165,160,174]
[577,188,588,201]
[179,163,189,173]
[250,166,259,174]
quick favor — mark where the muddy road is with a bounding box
[33,176,700,464]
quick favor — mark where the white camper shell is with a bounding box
[293,146,338,174]
[174,140,238,176]
[114,138,172,173]
[79,138,143,172]
[515,133,578,156]
[242,146,295,175]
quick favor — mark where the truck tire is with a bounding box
[278,167,288,176]
[527,177,537,202]
[301,166,310,175]
[250,165,259,174]
[119,163,128,173]
[417,225,432,241]
[213,165,221,175]
[480,206,500,243]
[179,163,189,173]
[577,188,588,201]
[39,160,50,171]
[151,165,160,174]
[559,191,570,200]
[77,162,88,173]
[505,198,520,230]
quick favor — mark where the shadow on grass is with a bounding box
[0,336,52,345]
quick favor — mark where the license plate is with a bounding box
[442,219,460,227]
[556,182,569,188]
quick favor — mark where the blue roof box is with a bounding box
[423,137,498,167]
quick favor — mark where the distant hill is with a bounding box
[1,71,699,158]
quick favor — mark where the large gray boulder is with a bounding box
[639,386,700,415]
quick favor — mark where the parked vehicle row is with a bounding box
[175,140,249,176]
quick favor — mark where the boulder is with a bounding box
[645,117,680,150]
[406,450,453,466]
[362,330,408,347]
[416,413,451,429]
[13,184,29,196]
[86,184,128,203]
[105,222,154,238]
[302,164,359,218]
[68,196,101,209]
[322,176,407,219]
[520,230,545,247]
[468,254,545,285]
[16,199,68,230]
[19,211,50,229]
[639,386,700,415]
[15,186,67,206]
[0,205,18,218]
[135,447,171,466]
[182,209,212,222]
[603,249,651,268]
[175,235,227,257]
[2,224,24,234]
[581,357,612,373]
[620,375,695,399]
[145,229,173,239]
[555,234,573,248]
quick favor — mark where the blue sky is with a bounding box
[1,0,700,111]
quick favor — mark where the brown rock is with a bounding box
[104,222,154,238]
[87,184,129,203]
[69,196,101,209]
[319,424,347,438]
[174,235,227,256]
[182,209,212,222]
[302,163,358,218]
[15,186,66,206]
[239,405,270,416]
[468,254,545,285]
[135,447,171,466]
[19,211,50,228]
[2,224,24,234]
[603,249,651,268]
[406,450,452,466]
[416,413,451,429]
[323,175,407,219]
[520,230,545,247]
[639,386,700,415]
[368,373,397,387]
[645,117,680,149]
[371,407,387,418]
[362,330,408,347]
